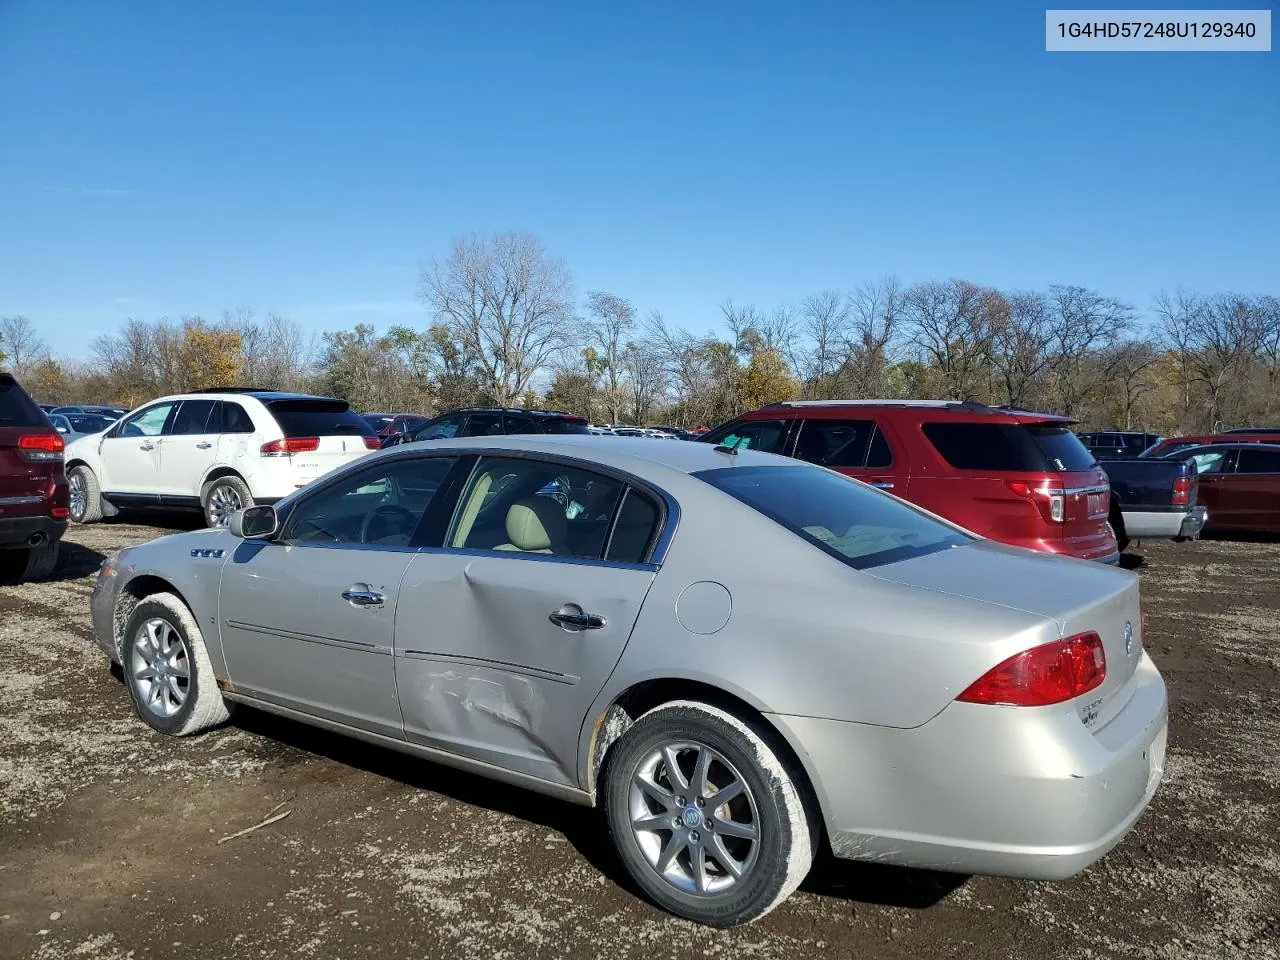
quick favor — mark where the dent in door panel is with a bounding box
[409,662,554,762]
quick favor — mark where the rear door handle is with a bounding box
[196,442,213,450]
[139,441,155,451]
[870,480,895,490]
[549,611,607,630]
[342,589,385,607]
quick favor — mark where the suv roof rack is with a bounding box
[758,399,1068,418]
[193,386,279,394]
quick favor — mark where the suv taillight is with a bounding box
[260,437,320,456]
[956,632,1106,707]
[1005,480,1065,523]
[363,436,381,450]
[18,433,65,462]
[1172,475,1193,506]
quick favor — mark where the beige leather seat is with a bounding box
[494,497,566,554]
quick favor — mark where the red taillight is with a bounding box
[51,506,70,519]
[17,433,65,461]
[260,437,320,457]
[956,632,1106,707]
[363,436,382,450]
[1172,475,1193,506]
[1005,480,1065,523]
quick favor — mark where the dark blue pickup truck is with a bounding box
[1097,455,1207,550]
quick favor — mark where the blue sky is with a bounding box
[1,0,1275,353]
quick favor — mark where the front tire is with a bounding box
[123,592,232,736]
[202,476,253,529]
[68,465,103,524]
[604,700,814,927]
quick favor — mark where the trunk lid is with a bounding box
[868,540,1144,722]
[262,398,377,482]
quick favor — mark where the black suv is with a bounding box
[383,407,590,447]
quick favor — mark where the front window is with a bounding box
[117,402,176,437]
[417,415,464,440]
[695,464,971,570]
[923,422,1096,472]
[698,419,791,454]
[284,456,458,546]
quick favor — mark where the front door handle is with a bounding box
[139,441,156,451]
[870,480,895,490]
[342,588,385,607]
[549,611,607,630]
[196,441,213,450]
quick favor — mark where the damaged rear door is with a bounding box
[393,454,667,788]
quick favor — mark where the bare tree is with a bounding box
[419,232,575,406]
[1102,340,1160,430]
[987,290,1052,408]
[1047,285,1131,417]
[585,291,635,423]
[0,316,48,374]
[792,291,849,398]
[902,279,992,400]
[1189,293,1267,428]
[621,340,668,424]
[843,276,902,398]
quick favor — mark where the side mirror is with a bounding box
[229,505,278,540]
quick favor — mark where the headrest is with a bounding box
[504,497,566,551]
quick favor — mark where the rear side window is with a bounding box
[792,419,875,467]
[697,465,970,569]
[218,402,256,434]
[537,417,591,435]
[170,399,217,435]
[0,376,44,427]
[1236,448,1280,473]
[503,413,539,434]
[699,418,791,454]
[267,399,373,438]
[462,413,504,437]
[923,423,1096,472]
[606,489,661,563]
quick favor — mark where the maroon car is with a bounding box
[0,372,69,580]
[1169,443,1280,534]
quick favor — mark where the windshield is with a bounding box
[695,465,972,570]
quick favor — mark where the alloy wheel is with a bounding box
[207,484,243,527]
[69,472,87,520]
[130,618,191,718]
[628,740,761,895]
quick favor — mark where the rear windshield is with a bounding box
[695,464,971,570]
[267,399,375,438]
[362,414,395,429]
[0,375,43,427]
[923,422,1096,472]
[538,417,591,435]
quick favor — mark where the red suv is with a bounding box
[0,372,69,581]
[699,400,1118,563]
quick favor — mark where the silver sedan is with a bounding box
[89,436,1168,926]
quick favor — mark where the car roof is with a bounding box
[1174,442,1280,454]
[385,433,794,477]
[439,407,584,418]
[744,399,1073,424]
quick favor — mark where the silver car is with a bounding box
[89,436,1168,926]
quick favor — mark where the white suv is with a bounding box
[64,390,380,528]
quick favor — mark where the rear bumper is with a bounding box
[1121,506,1206,541]
[774,652,1168,880]
[0,513,67,549]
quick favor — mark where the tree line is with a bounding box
[3,231,1278,434]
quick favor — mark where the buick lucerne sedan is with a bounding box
[90,436,1168,926]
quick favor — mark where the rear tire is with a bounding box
[122,592,232,736]
[1108,508,1130,552]
[68,465,103,524]
[202,476,253,529]
[603,700,814,927]
[0,541,60,584]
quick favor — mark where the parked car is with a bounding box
[1077,431,1161,459]
[361,412,429,443]
[382,407,591,447]
[50,404,88,415]
[83,404,128,419]
[1141,433,1280,458]
[1154,442,1280,535]
[611,427,647,437]
[1094,455,1205,550]
[0,372,68,581]
[700,400,1119,563]
[64,389,379,529]
[89,434,1166,926]
[49,413,117,444]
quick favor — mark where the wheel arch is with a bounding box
[200,467,248,497]
[112,575,193,661]
[582,676,830,839]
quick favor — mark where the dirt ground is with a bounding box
[1,521,1277,960]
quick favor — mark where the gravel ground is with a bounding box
[1,522,1277,960]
